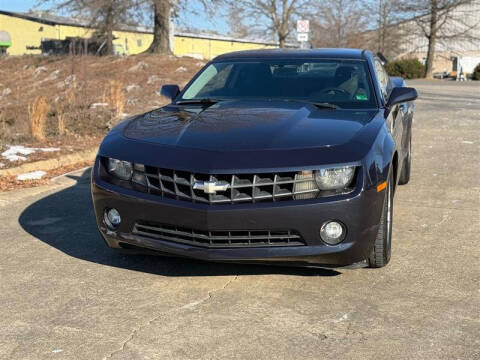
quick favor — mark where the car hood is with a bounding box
[123,100,378,151]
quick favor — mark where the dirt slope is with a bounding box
[0,54,204,168]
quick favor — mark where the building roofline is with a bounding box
[0,9,88,28]
[174,31,278,46]
[0,9,280,46]
[0,9,155,33]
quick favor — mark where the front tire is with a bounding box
[368,170,393,268]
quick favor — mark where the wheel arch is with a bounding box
[363,119,398,191]
[379,130,395,181]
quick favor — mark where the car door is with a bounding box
[374,58,405,178]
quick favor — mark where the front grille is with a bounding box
[140,166,320,204]
[133,222,305,248]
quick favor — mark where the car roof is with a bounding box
[213,48,372,61]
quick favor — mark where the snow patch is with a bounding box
[125,84,140,92]
[34,66,48,77]
[5,154,27,162]
[64,74,76,85]
[175,66,188,73]
[17,171,47,181]
[333,312,351,323]
[45,69,60,81]
[90,103,109,109]
[39,147,60,152]
[147,75,162,84]
[462,140,474,144]
[2,145,60,162]
[128,61,148,72]
[58,74,77,89]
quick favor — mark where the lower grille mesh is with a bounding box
[133,222,305,248]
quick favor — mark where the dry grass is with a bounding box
[57,106,66,136]
[104,80,125,118]
[65,82,77,106]
[0,161,91,192]
[28,96,50,141]
[0,54,203,146]
[0,112,6,145]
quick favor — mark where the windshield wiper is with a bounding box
[175,98,224,105]
[310,102,340,110]
[176,98,339,109]
[279,99,340,110]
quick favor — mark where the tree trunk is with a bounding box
[425,34,436,78]
[424,4,438,78]
[105,2,114,55]
[147,0,172,54]
[378,0,383,53]
[278,22,288,48]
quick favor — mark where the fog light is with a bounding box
[320,221,345,245]
[104,208,121,229]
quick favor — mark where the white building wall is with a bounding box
[401,0,480,54]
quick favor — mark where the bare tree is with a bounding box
[146,0,222,54]
[146,0,172,53]
[227,8,250,38]
[309,0,370,48]
[225,0,307,47]
[37,0,145,55]
[349,0,405,60]
[398,0,480,77]
[374,0,403,56]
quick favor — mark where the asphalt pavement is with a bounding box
[0,80,479,360]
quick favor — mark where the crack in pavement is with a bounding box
[103,274,238,360]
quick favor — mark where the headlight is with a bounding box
[315,166,355,191]
[107,158,133,180]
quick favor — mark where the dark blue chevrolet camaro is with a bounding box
[91,48,418,268]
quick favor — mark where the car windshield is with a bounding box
[179,59,377,109]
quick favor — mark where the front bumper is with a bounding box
[91,163,385,267]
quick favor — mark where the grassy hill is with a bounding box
[0,54,203,163]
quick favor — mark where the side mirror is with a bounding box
[160,84,180,101]
[386,87,418,108]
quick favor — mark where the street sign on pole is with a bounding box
[297,33,309,42]
[296,19,310,49]
[296,20,309,34]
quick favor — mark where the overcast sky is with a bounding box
[0,0,229,34]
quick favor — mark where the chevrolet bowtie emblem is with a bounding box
[193,180,229,194]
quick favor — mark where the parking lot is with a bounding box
[0,80,479,360]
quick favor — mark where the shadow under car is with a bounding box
[18,168,342,277]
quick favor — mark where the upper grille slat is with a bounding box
[141,167,323,204]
